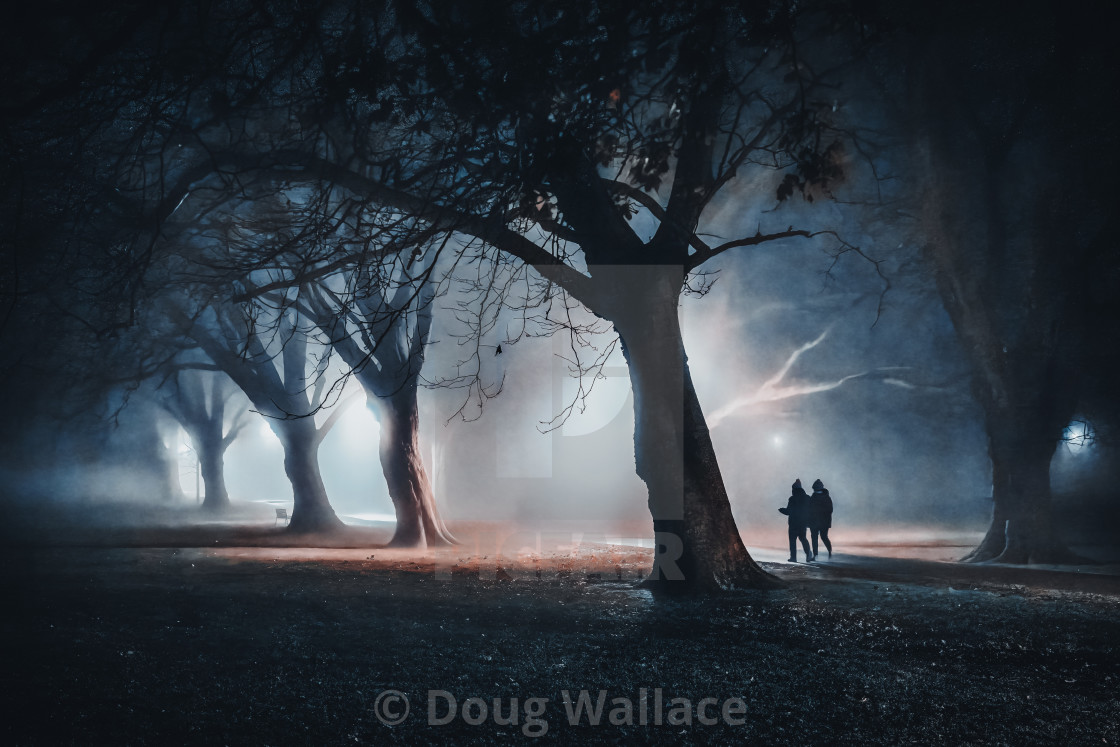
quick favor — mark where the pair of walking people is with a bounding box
[779,478,833,562]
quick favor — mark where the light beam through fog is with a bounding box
[708,330,867,427]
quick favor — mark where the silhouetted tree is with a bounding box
[301,273,456,547]
[172,300,355,532]
[320,1,875,588]
[157,366,251,512]
[179,188,455,545]
[897,2,1120,562]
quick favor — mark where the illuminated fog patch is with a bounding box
[258,420,281,444]
[336,405,381,450]
[1062,419,1093,453]
[561,376,631,437]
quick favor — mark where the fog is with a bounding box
[147,236,1084,541]
[3,36,1112,549]
[11,174,1107,548]
[142,229,1109,546]
[346,167,999,537]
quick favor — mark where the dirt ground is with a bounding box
[2,512,1119,745]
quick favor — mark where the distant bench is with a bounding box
[275,508,289,525]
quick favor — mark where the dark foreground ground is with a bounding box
[2,526,1119,747]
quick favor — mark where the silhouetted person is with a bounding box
[779,478,813,562]
[809,478,834,559]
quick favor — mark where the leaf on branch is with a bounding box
[627,142,673,193]
[594,134,619,166]
[776,173,800,202]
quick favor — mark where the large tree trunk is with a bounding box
[373,387,456,548]
[276,419,343,533]
[608,273,780,591]
[912,34,1091,566]
[196,432,231,512]
[963,414,1080,564]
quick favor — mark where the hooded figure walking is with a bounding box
[809,479,834,559]
[779,479,813,562]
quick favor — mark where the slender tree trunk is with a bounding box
[134,412,180,503]
[610,277,780,591]
[158,439,182,503]
[373,388,456,548]
[196,432,231,512]
[277,419,343,533]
